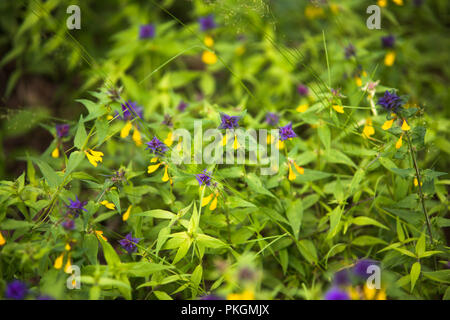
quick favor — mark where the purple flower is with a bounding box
[5,280,28,300]
[56,124,70,138]
[162,114,173,127]
[119,232,141,253]
[297,84,309,96]
[279,122,297,141]
[199,294,223,300]
[381,35,395,49]
[119,101,143,120]
[353,259,379,278]
[218,113,240,130]
[62,219,75,230]
[324,287,350,300]
[177,101,188,112]
[265,112,279,126]
[139,24,155,39]
[199,15,216,31]
[67,196,87,215]
[344,44,356,59]
[333,269,350,286]
[196,169,212,186]
[377,90,403,113]
[145,136,168,155]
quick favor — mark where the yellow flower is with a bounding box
[233,135,240,150]
[392,0,403,5]
[376,289,387,300]
[132,127,142,146]
[395,135,403,149]
[363,285,377,300]
[204,35,214,48]
[382,119,395,130]
[413,178,423,187]
[362,118,375,139]
[296,104,308,113]
[65,243,71,251]
[332,105,344,113]
[51,147,60,158]
[84,149,104,167]
[348,287,360,300]
[123,205,132,221]
[162,164,170,182]
[227,290,255,300]
[222,134,240,149]
[107,115,114,120]
[147,157,162,174]
[277,140,285,150]
[120,121,133,138]
[100,200,116,210]
[202,50,217,65]
[0,232,5,246]
[355,77,362,87]
[201,191,219,211]
[54,253,64,269]
[64,255,72,273]
[384,51,396,67]
[401,119,411,131]
[288,160,304,181]
[164,131,173,147]
[95,230,107,241]
[266,134,274,144]
[378,0,387,7]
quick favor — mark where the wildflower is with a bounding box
[95,230,107,241]
[147,158,172,184]
[5,280,28,300]
[202,50,218,65]
[353,259,379,278]
[381,35,395,49]
[333,269,351,286]
[177,101,188,112]
[401,119,411,131]
[332,104,344,113]
[362,118,375,139]
[297,84,309,96]
[296,104,308,113]
[67,196,87,215]
[62,219,75,230]
[384,51,396,67]
[199,15,216,31]
[0,231,5,246]
[119,232,141,254]
[120,101,143,120]
[377,90,403,113]
[84,149,104,167]
[56,124,70,138]
[395,135,403,149]
[279,123,297,141]
[51,147,60,158]
[377,0,387,7]
[361,80,379,98]
[265,112,279,126]
[64,255,72,273]
[204,35,214,48]
[288,159,304,181]
[227,289,254,300]
[123,205,132,221]
[219,113,240,130]
[139,24,155,39]
[324,287,350,300]
[392,0,403,5]
[344,44,356,59]
[145,137,168,156]
[54,253,64,269]
[413,177,423,187]
[202,191,219,211]
[196,169,212,187]
[100,200,115,210]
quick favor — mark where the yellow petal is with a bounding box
[277,140,285,150]
[296,104,308,113]
[65,243,71,251]
[332,104,344,113]
[266,134,273,144]
[395,135,403,149]
[382,119,394,130]
[222,134,228,146]
[162,165,170,182]
[64,256,72,273]
[0,232,5,246]
[363,124,375,139]
[363,285,376,300]
[123,205,132,221]
[401,120,411,131]
[233,135,240,150]
[100,200,115,210]
[376,289,387,300]
[384,51,396,67]
[54,253,64,269]
[392,0,403,5]
[293,162,305,175]
[85,151,98,167]
[204,35,214,48]
[164,131,173,147]
[377,0,387,7]
[201,193,213,207]
[151,157,159,163]
[288,163,296,181]
[209,194,218,211]
[52,147,60,158]
[202,51,217,65]
[89,149,104,158]
[107,115,114,120]
[132,127,142,146]
[355,77,362,87]
[120,121,133,138]
[348,287,360,300]
[241,290,254,300]
[95,230,107,241]
[147,163,161,174]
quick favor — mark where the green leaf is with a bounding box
[191,265,203,297]
[84,234,98,264]
[415,232,426,257]
[422,270,450,284]
[327,206,342,239]
[34,159,62,188]
[286,199,303,239]
[196,233,227,249]
[74,116,87,149]
[352,236,387,246]
[154,290,173,300]
[318,124,330,150]
[410,262,421,292]
[98,236,121,267]
[352,216,388,230]
[173,238,192,264]
[297,239,318,264]
[133,210,177,219]
[64,151,85,179]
